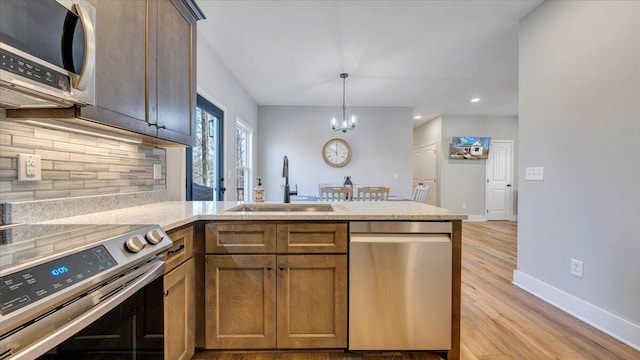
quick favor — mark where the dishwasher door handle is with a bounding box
[349,233,451,244]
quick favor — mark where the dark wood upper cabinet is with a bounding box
[77,0,203,145]
[82,0,154,137]
[152,0,199,146]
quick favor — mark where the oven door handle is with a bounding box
[9,260,165,360]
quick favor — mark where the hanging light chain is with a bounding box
[331,73,357,133]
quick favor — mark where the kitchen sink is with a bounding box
[226,204,334,212]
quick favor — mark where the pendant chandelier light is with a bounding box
[330,73,357,133]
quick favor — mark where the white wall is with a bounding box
[441,116,518,216]
[192,32,258,200]
[258,106,413,201]
[516,0,640,349]
[413,116,518,216]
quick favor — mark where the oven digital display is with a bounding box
[50,266,69,277]
[0,245,118,315]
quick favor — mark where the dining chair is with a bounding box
[318,183,331,198]
[356,187,390,201]
[412,185,430,203]
[320,186,351,201]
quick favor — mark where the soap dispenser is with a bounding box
[254,178,265,203]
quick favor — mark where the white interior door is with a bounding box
[412,149,422,189]
[412,144,437,205]
[485,140,513,220]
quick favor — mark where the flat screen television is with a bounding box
[450,137,491,159]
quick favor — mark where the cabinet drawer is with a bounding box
[206,223,277,254]
[277,223,347,253]
[165,225,194,273]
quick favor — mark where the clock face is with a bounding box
[322,139,351,167]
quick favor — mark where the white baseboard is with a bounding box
[465,215,487,221]
[513,270,640,351]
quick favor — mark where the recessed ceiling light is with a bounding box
[470,98,481,103]
[414,115,422,120]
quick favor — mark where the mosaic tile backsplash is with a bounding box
[0,119,166,203]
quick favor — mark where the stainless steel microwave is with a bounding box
[0,0,96,109]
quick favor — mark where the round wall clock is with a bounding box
[322,138,352,167]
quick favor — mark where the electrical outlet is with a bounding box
[18,154,41,181]
[153,164,162,180]
[570,259,584,278]
[462,202,467,209]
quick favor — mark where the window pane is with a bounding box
[235,124,251,201]
[193,108,217,188]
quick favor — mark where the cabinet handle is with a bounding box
[266,266,272,271]
[164,290,169,297]
[168,244,185,256]
[279,265,285,271]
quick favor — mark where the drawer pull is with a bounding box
[168,244,185,256]
[279,265,285,271]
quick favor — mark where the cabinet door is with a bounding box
[151,0,197,145]
[82,0,155,137]
[276,255,347,348]
[205,255,276,349]
[206,223,277,254]
[277,223,347,253]
[164,258,196,360]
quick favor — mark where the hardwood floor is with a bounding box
[194,221,639,360]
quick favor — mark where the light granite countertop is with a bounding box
[41,201,467,231]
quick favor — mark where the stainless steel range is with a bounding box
[0,224,173,359]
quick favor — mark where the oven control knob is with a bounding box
[146,229,164,245]
[125,235,146,253]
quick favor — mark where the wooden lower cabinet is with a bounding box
[277,255,347,348]
[205,255,277,349]
[164,257,196,360]
[204,254,347,349]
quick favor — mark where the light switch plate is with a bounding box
[18,154,42,181]
[525,166,544,181]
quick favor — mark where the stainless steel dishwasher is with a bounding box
[349,222,452,351]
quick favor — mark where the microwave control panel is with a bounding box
[0,48,71,92]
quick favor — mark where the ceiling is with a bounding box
[197,0,543,126]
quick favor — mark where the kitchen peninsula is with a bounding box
[39,200,466,360]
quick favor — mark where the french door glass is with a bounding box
[187,95,224,201]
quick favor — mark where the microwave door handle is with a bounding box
[72,2,95,91]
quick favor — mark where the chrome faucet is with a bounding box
[282,155,298,203]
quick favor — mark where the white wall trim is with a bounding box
[196,86,227,113]
[513,270,640,351]
[465,215,487,221]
